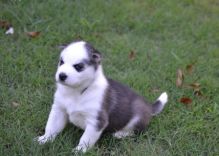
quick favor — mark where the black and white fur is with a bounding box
[35,41,168,153]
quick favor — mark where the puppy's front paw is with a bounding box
[34,135,49,145]
[72,145,88,153]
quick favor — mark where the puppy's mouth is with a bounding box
[56,79,69,86]
[56,79,67,85]
[56,79,65,84]
[56,79,81,89]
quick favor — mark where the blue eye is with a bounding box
[73,63,84,72]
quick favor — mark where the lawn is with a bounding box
[0,0,219,155]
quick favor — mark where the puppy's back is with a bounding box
[101,79,153,133]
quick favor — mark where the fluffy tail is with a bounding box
[152,92,168,116]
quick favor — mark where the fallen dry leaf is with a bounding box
[180,97,192,106]
[150,87,160,93]
[0,20,14,35]
[188,83,204,97]
[189,82,200,89]
[176,69,184,87]
[26,31,41,38]
[186,64,194,74]
[128,50,136,60]
[12,102,19,108]
[194,90,203,97]
[5,27,14,35]
[0,20,11,29]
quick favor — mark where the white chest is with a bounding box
[54,88,104,130]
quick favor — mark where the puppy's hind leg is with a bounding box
[113,130,133,139]
[113,116,140,139]
[35,104,67,144]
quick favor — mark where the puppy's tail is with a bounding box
[152,92,168,116]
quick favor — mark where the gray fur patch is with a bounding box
[84,43,101,70]
[96,79,153,133]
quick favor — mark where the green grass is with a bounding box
[1,0,219,155]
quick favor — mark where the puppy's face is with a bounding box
[55,41,101,88]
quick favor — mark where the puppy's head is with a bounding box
[55,41,101,88]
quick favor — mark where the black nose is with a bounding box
[59,73,67,81]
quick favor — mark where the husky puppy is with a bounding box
[35,41,168,153]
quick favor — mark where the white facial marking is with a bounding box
[55,41,95,89]
[61,41,88,64]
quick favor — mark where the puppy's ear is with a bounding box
[91,51,101,64]
[85,43,102,64]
